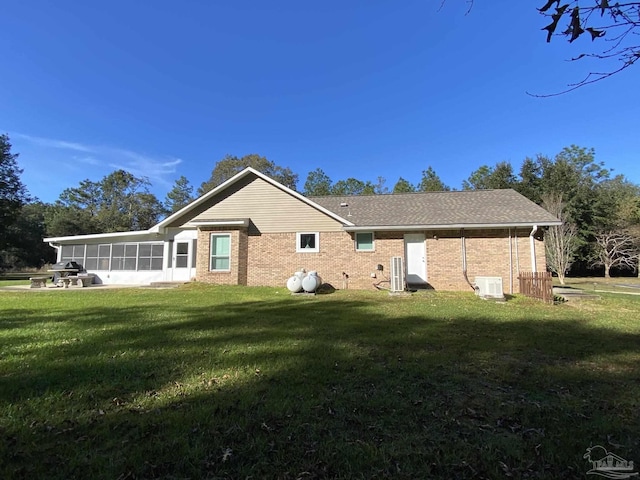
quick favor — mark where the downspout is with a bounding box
[508,228,513,294]
[529,225,538,273]
[48,242,61,262]
[515,229,520,274]
[461,229,476,292]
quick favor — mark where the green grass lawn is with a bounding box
[560,276,640,295]
[1,284,639,479]
[0,279,30,287]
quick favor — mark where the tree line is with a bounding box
[1,134,639,277]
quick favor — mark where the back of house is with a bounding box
[44,168,560,293]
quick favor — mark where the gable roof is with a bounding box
[151,167,353,232]
[312,189,561,231]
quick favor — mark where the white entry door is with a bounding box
[404,233,427,284]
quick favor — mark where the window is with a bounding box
[111,244,138,270]
[138,243,164,270]
[355,232,374,251]
[296,232,319,253]
[175,242,189,268]
[61,245,85,263]
[74,242,164,271]
[210,234,231,271]
[84,245,98,270]
[85,244,111,270]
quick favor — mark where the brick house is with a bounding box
[44,167,561,293]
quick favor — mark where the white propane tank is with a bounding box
[302,271,322,292]
[286,275,303,292]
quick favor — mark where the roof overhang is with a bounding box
[181,219,250,229]
[343,221,562,232]
[44,230,158,243]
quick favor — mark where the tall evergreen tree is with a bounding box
[199,154,298,195]
[303,168,333,196]
[0,134,30,251]
[392,177,416,193]
[418,167,451,192]
[462,162,516,190]
[2,202,55,268]
[515,156,545,203]
[331,178,375,196]
[165,175,194,213]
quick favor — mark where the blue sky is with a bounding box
[2,1,638,204]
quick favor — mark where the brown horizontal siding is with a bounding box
[192,177,343,233]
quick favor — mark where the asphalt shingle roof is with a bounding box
[311,189,560,228]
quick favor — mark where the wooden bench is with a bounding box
[29,276,50,288]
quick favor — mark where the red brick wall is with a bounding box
[425,228,545,294]
[245,231,404,290]
[196,227,546,293]
[196,227,248,285]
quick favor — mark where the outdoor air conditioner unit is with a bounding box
[390,256,405,292]
[474,276,504,299]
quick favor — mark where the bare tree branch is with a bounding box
[533,1,640,95]
[590,230,639,277]
[542,193,579,285]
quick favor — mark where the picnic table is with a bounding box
[48,269,79,288]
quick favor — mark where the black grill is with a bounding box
[51,261,83,271]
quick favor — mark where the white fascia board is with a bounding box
[150,167,354,232]
[44,230,157,243]
[343,221,563,232]
[182,219,250,228]
[150,169,256,231]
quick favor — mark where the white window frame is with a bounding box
[111,243,138,271]
[61,244,85,263]
[210,233,231,271]
[175,241,190,268]
[296,232,319,253]
[355,232,375,252]
[84,244,112,271]
[138,243,164,271]
[60,242,165,271]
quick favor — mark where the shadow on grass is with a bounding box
[1,291,639,479]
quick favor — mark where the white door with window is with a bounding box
[404,233,427,284]
[169,232,197,281]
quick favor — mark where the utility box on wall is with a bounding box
[390,257,405,292]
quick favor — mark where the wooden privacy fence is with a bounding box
[518,271,554,304]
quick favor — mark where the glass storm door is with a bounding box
[404,233,427,284]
